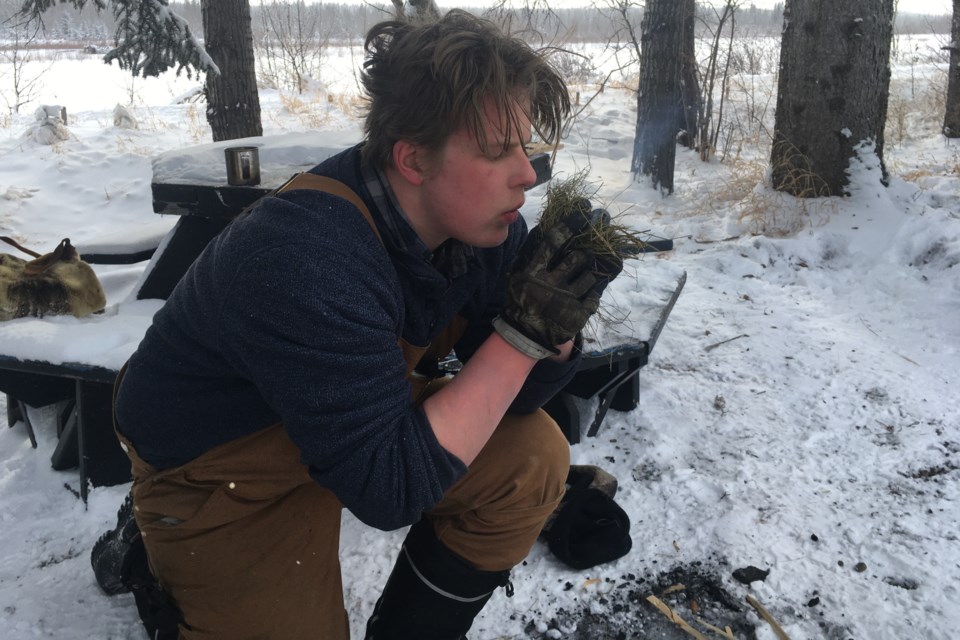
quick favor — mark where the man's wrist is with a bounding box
[492,316,558,360]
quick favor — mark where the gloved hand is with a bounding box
[494,205,623,359]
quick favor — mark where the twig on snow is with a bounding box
[896,352,920,366]
[704,334,749,352]
[695,617,738,639]
[645,595,709,640]
[746,595,791,640]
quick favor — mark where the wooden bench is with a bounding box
[1,134,684,500]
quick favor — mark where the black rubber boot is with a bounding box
[91,494,139,595]
[365,519,513,640]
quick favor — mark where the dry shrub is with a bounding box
[887,90,911,147]
[893,147,960,185]
[185,103,206,142]
[886,69,948,145]
[114,135,152,156]
[278,92,329,129]
[714,153,834,236]
[326,92,365,118]
[276,91,363,129]
[608,74,640,92]
[549,49,599,85]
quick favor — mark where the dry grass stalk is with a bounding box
[695,617,738,639]
[537,171,657,257]
[645,595,710,640]
[721,152,836,237]
[745,595,791,640]
[275,91,363,129]
[771,139,831,199]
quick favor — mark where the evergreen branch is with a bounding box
[18,0,218,79]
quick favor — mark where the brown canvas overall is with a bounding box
[115,176,570,640]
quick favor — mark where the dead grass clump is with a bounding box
[713,155,767,204]
[885,69,949,144]
[537,170,659,257]
[326,92,365,119]
[770,138,831,199]
[891,147,960,187]
[185,103,205,142]
[737,185,813,237]
[712,153,835,237]
[276,91,363,129]
[278,93,326,129]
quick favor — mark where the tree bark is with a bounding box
[944,0,960,137]
[632,0,683,195]
[678,0,701,150]
[202,0,263,142]
[771,0,894,196]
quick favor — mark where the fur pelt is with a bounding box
[0,239,106,321]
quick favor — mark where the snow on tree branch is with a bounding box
[19,0,219,78]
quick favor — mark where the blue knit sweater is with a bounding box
[115,145,579,530]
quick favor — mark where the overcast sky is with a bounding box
[430,0,952,16]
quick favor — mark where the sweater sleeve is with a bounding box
[217,195,467,531]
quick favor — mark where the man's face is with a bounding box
[412,97,538,250]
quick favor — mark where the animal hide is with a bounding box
[0,238,106,321]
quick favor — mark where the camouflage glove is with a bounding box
[493,207,623,359]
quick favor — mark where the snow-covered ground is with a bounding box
[1,37,958,640]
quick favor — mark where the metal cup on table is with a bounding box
[224,146,261,186]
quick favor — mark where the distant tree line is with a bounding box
[1,1,949,45]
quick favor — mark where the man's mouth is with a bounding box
[503,201,524,222]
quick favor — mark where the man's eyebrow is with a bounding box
[489,135,531,148]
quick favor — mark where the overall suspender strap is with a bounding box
[276,173,383,244]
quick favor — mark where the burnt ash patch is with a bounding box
[524,561,757,639]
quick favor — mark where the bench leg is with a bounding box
[51,401,79,471]
[6,396,38,449]
[586,364,642,439]
[76,380,131,502]
[610,363,641,413]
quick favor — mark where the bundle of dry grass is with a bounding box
[536,171,658,258]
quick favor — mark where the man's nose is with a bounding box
[516,147,538,189]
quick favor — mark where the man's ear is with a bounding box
[391,140,427,186]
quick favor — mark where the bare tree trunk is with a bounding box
[678,0,700,149]
[944,0,960,137]
[203,0,262,142]
[632,0,683,195]
[392,0,440,23]
[771,0,894,196]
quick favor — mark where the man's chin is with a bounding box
[463,231,509,249]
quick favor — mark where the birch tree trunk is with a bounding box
[771,0,894,196]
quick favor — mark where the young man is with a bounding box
[113,10,621,639]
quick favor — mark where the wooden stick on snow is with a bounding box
[746,595,791,640]
[645,595,709,640]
